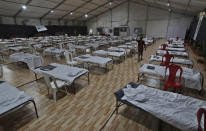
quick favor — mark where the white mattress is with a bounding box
[9,46,29,51]
[93,50,125,57]
[149,55,193,66]
[0,82,33,115]
[108,47,131,54]
[138,64,202,91]
[157,50,188,57]
[122,84,206,131]
[74,45,91,50]
[167,44,184,48]
[9,52,43,69]
[44,47,65,55]
[86,43,100,49]
[118,45,135,49]
[158,46,186,52]
[73,54,113,67]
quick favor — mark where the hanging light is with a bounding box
[166,3,170,7]
[85,14,88,18]
[169,8,171,12]
[22,5,27,10]
[50,10,54,13]
[109,1,112,6]
[70,12,73,15]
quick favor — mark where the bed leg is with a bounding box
[73,82,75,94]
[88,72,90,85]
[158,119,162,131]
[34,73,37,81]
[31,100,39,118]
[116,99,119,114]
[137,74,140,82]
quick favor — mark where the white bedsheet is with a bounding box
[158,46,186,52]
[157,50,188,57]
[122,84,206,131]
[0,82,32,115]
[9,52,43,69]
[149,55,193,66]
[73,54,113,67]
[93,50,125,57]
[138,64,202,91]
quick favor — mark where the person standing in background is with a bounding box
[137,36,146,61]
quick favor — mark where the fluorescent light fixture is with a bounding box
[51,10,54,13]
[22,5,27,10]
[70,12,73,15]
[166,3,170,6]
[109,2,112,6]
[85,14,88,18]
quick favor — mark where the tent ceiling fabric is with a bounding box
[0,0,205,20]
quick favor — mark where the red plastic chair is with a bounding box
[164,64,183,93]
[197,108,206,131]
[161,43,168,50]
[160,53,174,66]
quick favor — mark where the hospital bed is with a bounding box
[167,44,184,48]
[149,55,193,68]
[0,81,38,118]
[115,82,206,131]
[138,64,203,92]
[9,52,43,70]
[108,47,131,56]
[33,63,89,101]
[73,54,113,71]
[157,50,189,58]
[158,46,186,52]
[93,50,125,61]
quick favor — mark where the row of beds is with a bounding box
[114,39,205,131]
[0,36,153,122]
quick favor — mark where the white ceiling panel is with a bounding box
[75,7,90,13]
[45,15,62,19]
[187,6,203,13]
[92,0,108,5]
[47,10,67,16]
[64,13,82,19]
[95,6,108,12]
[104,2,121,9]
[83,2,99,10]
[29,0,59,8]
[171,3,187,11]
[0,9,17,16]
[190,0,206,8]
[0,1,21,11]
[89,10,102,15]
[7,0,28,4]
[64,0,85,6]
[171,0,189,5]
[56,4,76,11]
[19,12,43,18]
[23,6,49,13]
